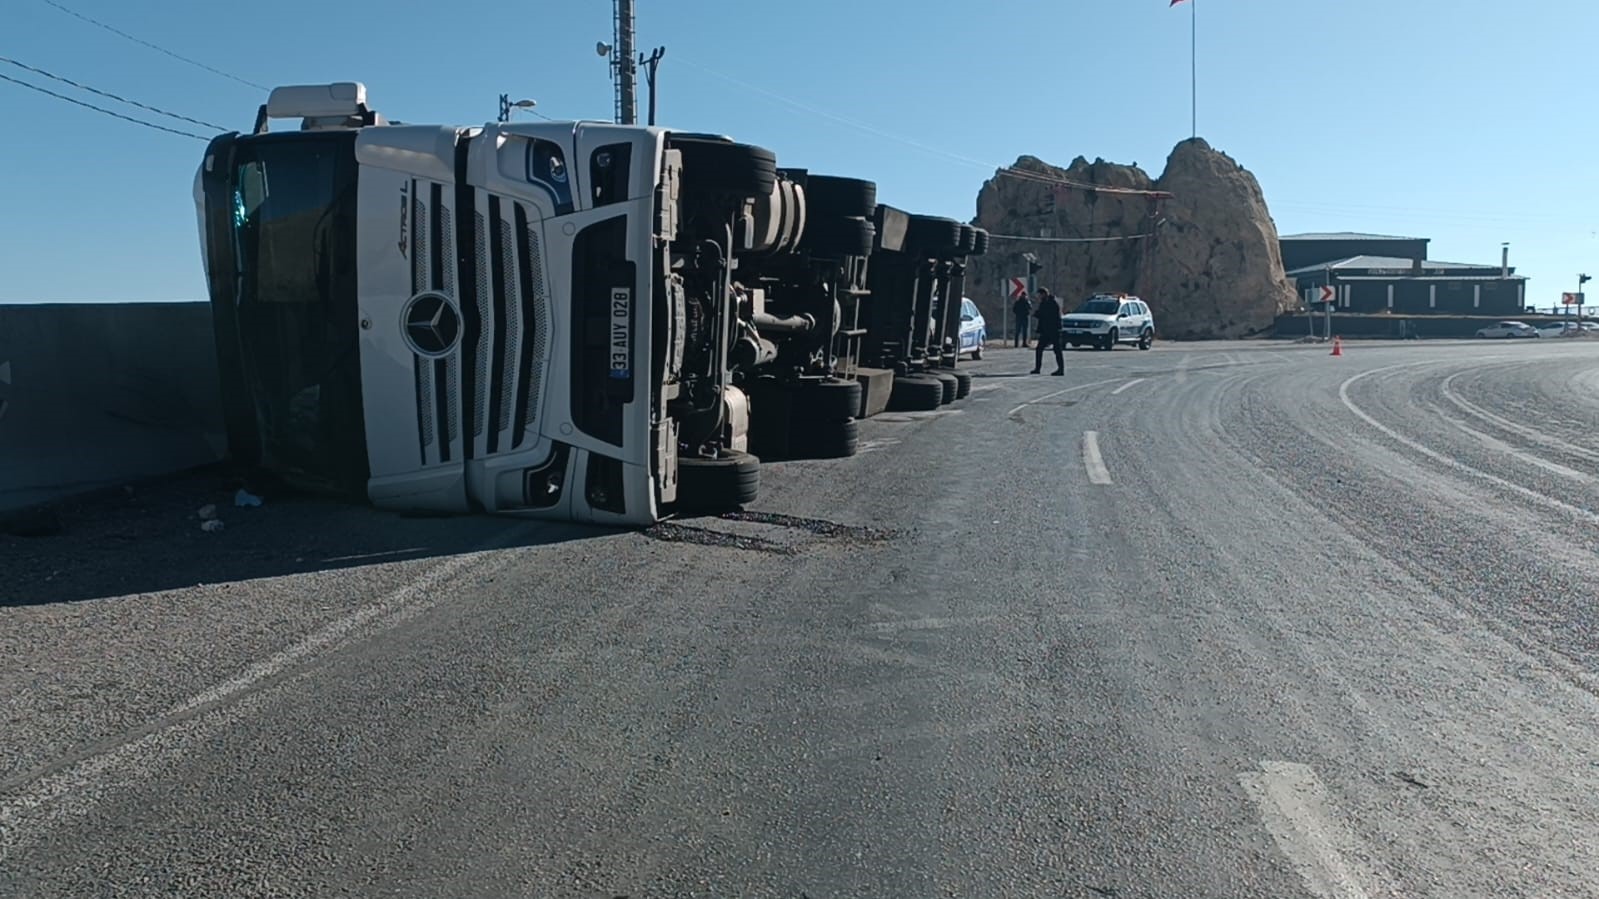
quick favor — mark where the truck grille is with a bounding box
[409,179,456,465]
[476,195,548,456]
[408,182,549,466]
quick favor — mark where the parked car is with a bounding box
[958,297,986,359]
[1475,321,1538,339]
[1061,294,1155,351]
[1536,321,1599,338]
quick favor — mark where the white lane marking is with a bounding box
[1175,353,1191,385]
[874,409,963,423]
[1439,415,1596,484]
[1082,431,1113,485]
[1440,370,1599,464]
[1239,761,1386,899]
[1340,365,1599,525]
[0,540,527,858]
[1111,377,1146,395]
[1006,377,1129,418]
[867,614,1004,633]
[969,383,1003,394]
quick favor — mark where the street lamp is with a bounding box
[497,95,539,123]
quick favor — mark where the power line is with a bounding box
[39,0,267,91]
[0,56,226,131]
[0,71,209,140]
[675,57,1174,200]
[987,232,1156,243]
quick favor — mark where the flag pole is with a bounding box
[1190,0,1197,138]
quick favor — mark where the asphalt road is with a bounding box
[5,337,1599,897]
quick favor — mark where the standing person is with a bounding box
[1030,288,1064,375]
[1011,292,1032,347]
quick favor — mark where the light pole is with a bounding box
[639,46,665,126]
[497,95,538,123]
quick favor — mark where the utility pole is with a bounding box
[613,0,638,125]
[639,46,665,126]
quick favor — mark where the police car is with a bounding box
[1061,294,1155,351]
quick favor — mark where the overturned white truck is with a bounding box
[194,83,984,525]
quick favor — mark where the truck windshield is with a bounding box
[227,134,368,493]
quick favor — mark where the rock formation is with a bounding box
[966,138,1298,340]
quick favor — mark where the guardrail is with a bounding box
[0,302,223,514]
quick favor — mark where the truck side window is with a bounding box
[590,143,632,208]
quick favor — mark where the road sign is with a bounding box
[1007,277,1028,299]
[1318,285,1336,304]
[1562,292,1585,306]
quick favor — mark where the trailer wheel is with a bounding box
[677,450,761,511]
[888,375,943,411]
[671,137,778,198]
[950,370,973,399]
[802,215,876,257]
[789,416,859,459]
[792,377,863,420]
[971,228,989,256]
[956,225,977,255]
[802,175,876,219]
[905,215,962,255]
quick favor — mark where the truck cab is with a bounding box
[195,83,780,525]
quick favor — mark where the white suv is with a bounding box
[1061,294,1155,351]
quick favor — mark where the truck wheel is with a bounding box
[802,215,876,257]
[905,215,962,255]
[789,416,859,459]
[971,229,989,256]
[677,450,760,511]
[801,175,876,219]
[888,375,943,411]
[950,370,973,398]
[670,137,778,198]
[956,225,977,255]
[791,377,863,420]
[928,370,958,404]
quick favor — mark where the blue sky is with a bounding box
[1,0,1594,306]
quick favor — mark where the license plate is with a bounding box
[609,287,631,379]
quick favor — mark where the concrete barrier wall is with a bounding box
[0,302,224,513]
[1274,312,1588,340]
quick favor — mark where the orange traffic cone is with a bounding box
[1330,336,1343,357]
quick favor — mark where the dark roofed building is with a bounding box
[1279,232,1430,272]
[1285,254,1526,315]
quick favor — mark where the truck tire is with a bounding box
[791,377,863,421]
[801,175,876,219]
[950,369,973,398]
[677,450,760,511]
[928,370,958,404]
[956,225,977,255]
[670,137,778,198]
[789,416,859,459]
[905,215,962,255]
[971,228,989,256]
[887,375,943,412]
[802,215,876,257]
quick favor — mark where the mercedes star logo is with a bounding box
[401,293,461,357]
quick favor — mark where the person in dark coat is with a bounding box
[1030,288,1064,375]
[1011,293,1032,347]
